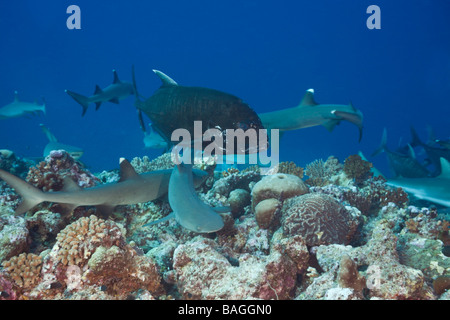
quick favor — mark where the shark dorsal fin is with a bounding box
[62,176,81,192]
[94,85,103,95]
[439,158,450,179]
[40,124,58,142]
[13,91,19,102]
[119,158,139,181]
[299,89,318,107]
[112,69,120,84]
[407,144,416,159]
[152,70,178,87]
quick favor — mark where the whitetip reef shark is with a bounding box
[372,128,430,178]
[144,163,225,233]
[386,157,450,207]
[0,91,46,119]
[138,87,364,149]
[0,158,211,219]
[66,69,134,116]
[40,124,84,160]
[258,88,364,142]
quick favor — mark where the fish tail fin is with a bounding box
[41,97,46,115]
[65,90,90,116]
[0,169,44,215]
[132,65,147,131]
[131,65,140,101]
[410,126,423,148]
[372,128,387,157]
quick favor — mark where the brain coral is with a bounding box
[53,215,124,266]
[281,193,359,246]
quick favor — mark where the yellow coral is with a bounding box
[55,215,124,266]
[2,253,42,289]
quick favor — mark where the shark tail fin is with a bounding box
[41,97,46,115]
[372,128,387,157]
[410,126,424,148]
[0,169,44,215]
[65,90,90,116]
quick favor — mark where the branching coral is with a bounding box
[2,253,42,289]
[343,154,373,185]
[53,215,124,266]
[277,161,304,179]
[305,159,329,186]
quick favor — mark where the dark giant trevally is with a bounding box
[133,68,267,156]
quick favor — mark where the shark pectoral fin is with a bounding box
[15,199,41,215]
[439,158,450,178]
[56,203,78,216]
[322,119,340,132]
[143,212,175,227]
[95,102,102,110]
[119,158,139,181]
[109,97,120,104]
[95,204,116,217]
[212,206,231,213]
[62,177,82,192]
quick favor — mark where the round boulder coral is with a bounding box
[281,193,359,246]
[251,173,309,210]
[254,198,281,229]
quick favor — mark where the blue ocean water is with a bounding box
[1,1,449,175]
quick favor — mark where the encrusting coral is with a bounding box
[26,150,99,192]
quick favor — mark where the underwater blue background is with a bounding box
[1,0,449,175]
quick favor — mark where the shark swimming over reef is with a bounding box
[409,126,450,176]
[0,91,45,119]
[386,157,450,207]
[258,89,364,142]
[372,128,430,178]
[66,69,134,116]
[145,162,225,233]
[0,158,208,217]
[40,124,84,160]
[132,67,270,232]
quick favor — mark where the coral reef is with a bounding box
[0,150,34,177]
[0,150,449,300]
